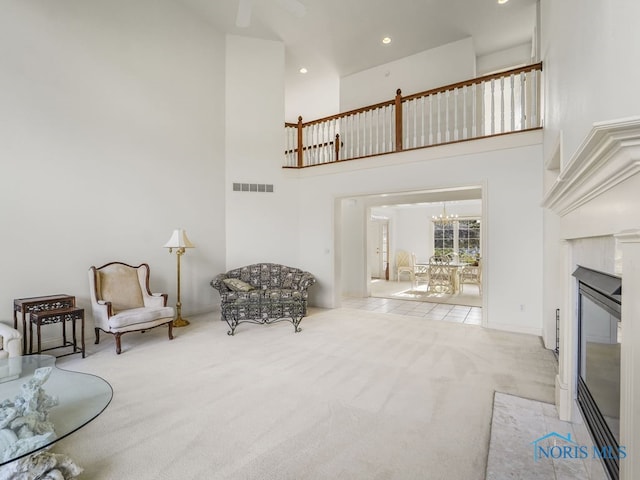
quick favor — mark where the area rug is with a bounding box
[370,280,482,307]
[391,286,482,307]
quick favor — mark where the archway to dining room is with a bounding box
[337,185,486,326]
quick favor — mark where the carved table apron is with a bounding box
[13,295,76,355]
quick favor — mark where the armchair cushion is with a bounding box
[109,306,175,329]
[98,265,144,312]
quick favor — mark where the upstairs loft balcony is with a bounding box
[284,63,542,168]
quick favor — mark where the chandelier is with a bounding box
[431,202,458,223]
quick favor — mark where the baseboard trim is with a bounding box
[486,321,543,337]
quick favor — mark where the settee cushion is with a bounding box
[223,278,255,292]
[223,288,304,303]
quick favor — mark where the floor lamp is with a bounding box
[163,229,195,327]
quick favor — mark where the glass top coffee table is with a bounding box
[0,355,113,466]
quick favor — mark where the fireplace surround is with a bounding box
[542,117,640,479]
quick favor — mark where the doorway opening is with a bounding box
[338,185,485,323]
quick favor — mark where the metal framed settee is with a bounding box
[210,263,316,335]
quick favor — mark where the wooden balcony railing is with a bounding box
[284,62,542,168]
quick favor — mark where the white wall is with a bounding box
[0,0,226,343]
[540,0,640,164]
[340,199,367,297]
[339,38,476,112]
[224,35,300,269]
[476,42,533,75]
[292,132,544,336]
[285,71,340,123]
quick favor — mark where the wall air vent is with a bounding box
[232,183,274,193]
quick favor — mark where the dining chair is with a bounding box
[396,250,415,282]
[459,259,482,295]
[427,255,454,294]
[412,253,429,287]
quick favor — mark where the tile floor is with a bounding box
[341,295,483,325]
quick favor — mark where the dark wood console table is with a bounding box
[30,307,85,358]
[13,295,76,355]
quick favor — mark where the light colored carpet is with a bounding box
[53,307,555,480]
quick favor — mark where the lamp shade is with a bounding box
[163,229,195,249]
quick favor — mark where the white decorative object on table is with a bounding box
[0,367,83,479]
[0,450,82,480]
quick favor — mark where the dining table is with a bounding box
[414,260,469,293]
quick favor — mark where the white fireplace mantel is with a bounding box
[542,116,640,216]
[542,117,640,480]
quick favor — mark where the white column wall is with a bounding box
[224,35,300,269]
[0,1,226,343]
[340,199,367,297]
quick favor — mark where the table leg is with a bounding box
[71,315,76,351]
[81,313,85,358]
[29,319,33,355]
[62,316,67,348]
[37,321,42,354]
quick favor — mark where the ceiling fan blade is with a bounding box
[236,0,252,28]
[275,0,306,18]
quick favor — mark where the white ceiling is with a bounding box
[176,0,538,80]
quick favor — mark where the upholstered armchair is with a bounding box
[88,262,175,354]
[0,323,22,359]
[0,323,22,382]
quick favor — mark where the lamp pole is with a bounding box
[163,228,194,328]
[173,246,189,327]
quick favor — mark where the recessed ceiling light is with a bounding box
[382,37,392,45]
[497,0,509,4]
[299,67,308,74]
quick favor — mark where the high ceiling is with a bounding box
[176,0,538,80]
